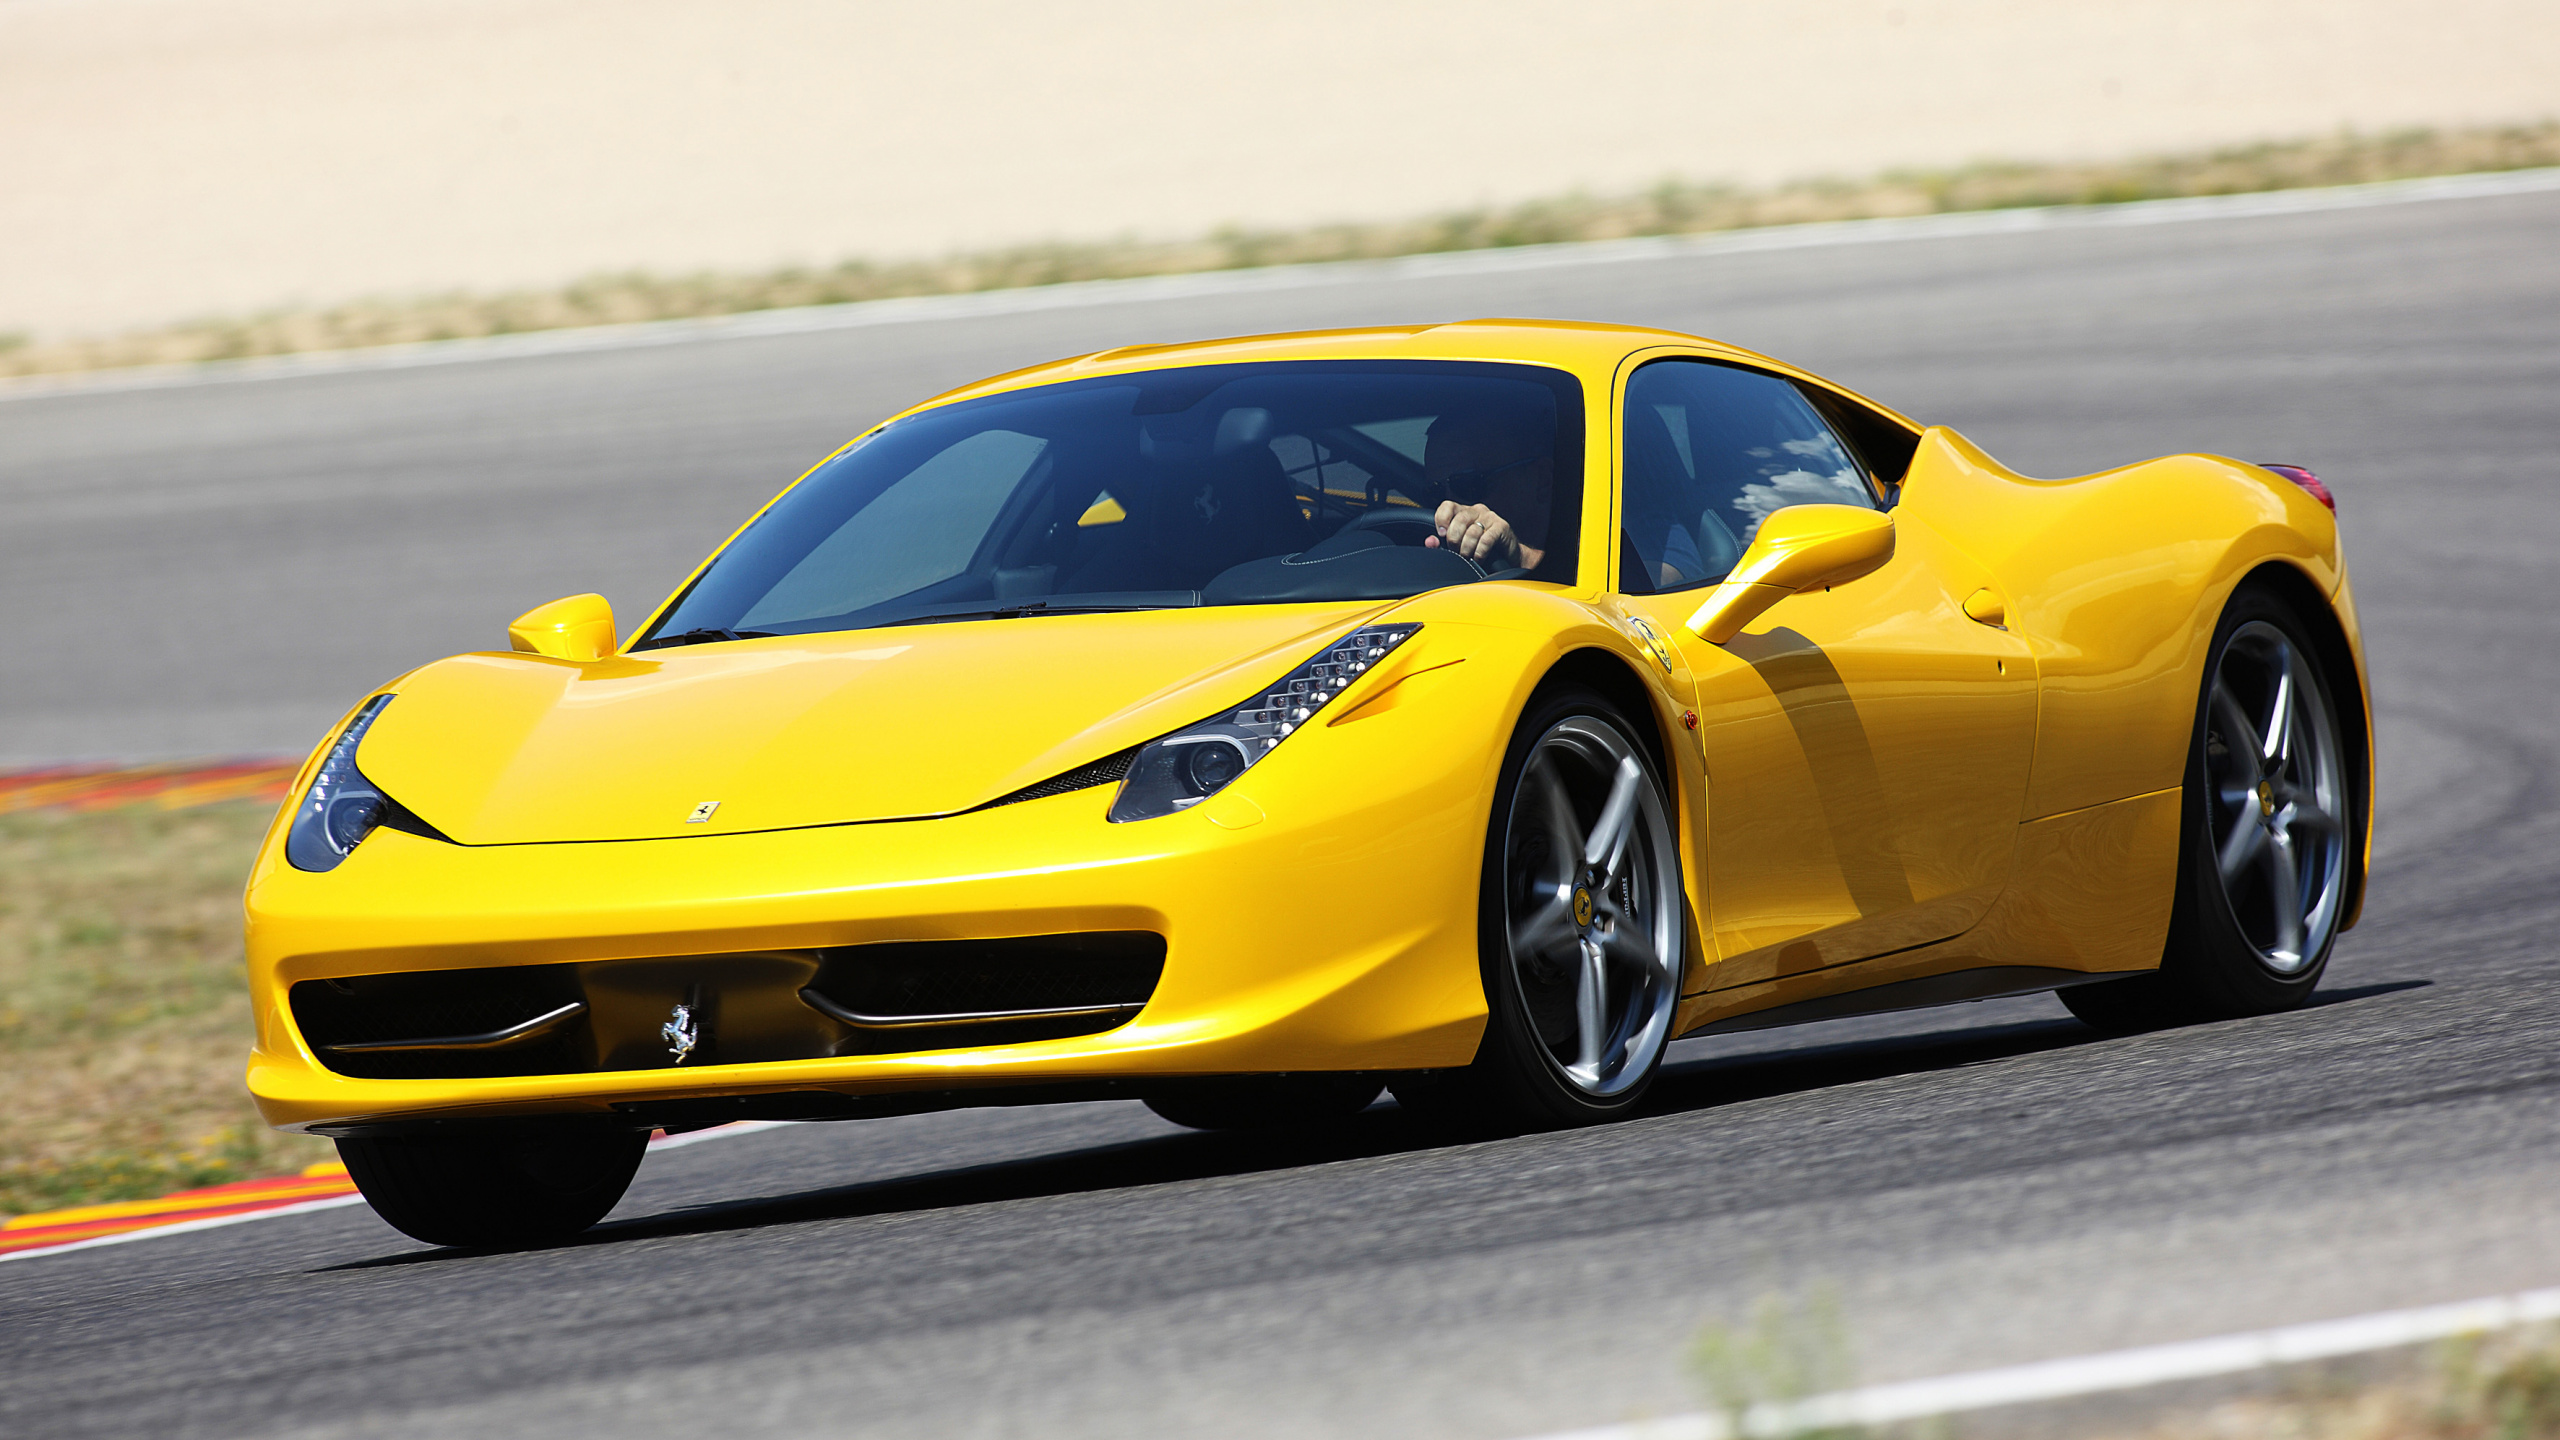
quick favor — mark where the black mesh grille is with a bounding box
[981,747,1139,809]
[290,967,588,1080]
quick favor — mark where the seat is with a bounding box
[1143,423,1313,589]
[1622,406,1711,590]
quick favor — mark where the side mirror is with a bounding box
[1685,505,1895,644]
[507,593,617,661]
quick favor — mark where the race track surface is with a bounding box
[3,188,2557,1439]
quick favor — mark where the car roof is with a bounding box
[870,318,1928,448]
[898,318,1836,413]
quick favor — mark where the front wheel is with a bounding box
[2065,586,2353,1031]
[1396,684,1687,1129]
[337,1126,647,1249]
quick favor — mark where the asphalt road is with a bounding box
[4,186,2558,1439]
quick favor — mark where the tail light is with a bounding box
[2259,463,2335,512]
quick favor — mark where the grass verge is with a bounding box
[1687,1294,2560,1439]
[2093,1330,2560,1440]
[0,800,330,1217]
[4,122,2553,380]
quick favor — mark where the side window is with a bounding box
[1618,361,1877,594]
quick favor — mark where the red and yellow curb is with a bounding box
[0,1125,776,1261]
[0,758,302,815]
[1,1162,360,1259]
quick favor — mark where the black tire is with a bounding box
[1143,1074,1386,1131]
[1394,682,1686,1131]
[337,1127,647,1249]
[2063,584,2354,1033]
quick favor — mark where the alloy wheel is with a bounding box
[2203,620,2348,975]
[1498,716,1683,1097]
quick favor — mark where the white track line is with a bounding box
[6,166,2556,405]
[0,1119,791,1264]
[1526,1287,2560,1440]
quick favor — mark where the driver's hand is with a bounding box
[1429,501,1519,566]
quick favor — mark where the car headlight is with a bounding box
[286,695,397,872]
[1109,624,1419,822]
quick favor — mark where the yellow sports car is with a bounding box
[242,320,2371,1246]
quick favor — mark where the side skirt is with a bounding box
[1683,965,2149,1038]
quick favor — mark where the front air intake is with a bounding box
[290,966,590,1079]
[799,931,1165,1052]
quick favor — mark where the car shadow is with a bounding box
[2306,978,2429,1008]
[317,977,2431,1269]
[1648,978,2427,1109]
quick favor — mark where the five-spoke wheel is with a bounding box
[2064,585,2359,1031]
[1398,684,1685,1127]
[1503,714,1684,1099]
[2202,620,2349,975]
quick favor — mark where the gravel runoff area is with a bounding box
[4,0,2557,340]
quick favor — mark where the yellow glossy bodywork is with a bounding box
[243,319,2371,1133]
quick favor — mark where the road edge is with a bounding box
[6,166,2557,406]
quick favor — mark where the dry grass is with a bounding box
[2088,1332,2560,1440]
[0,800,331,1217]
[4,122,2553,380]
[1687,1293,2560,1440]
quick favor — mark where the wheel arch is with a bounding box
[1525,644,1711,990]
[1534,646,1677,797]
[1430,641,1692,1123]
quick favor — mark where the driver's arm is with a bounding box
[1430,500,1545,570]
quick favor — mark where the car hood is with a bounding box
[358,602,1390,844]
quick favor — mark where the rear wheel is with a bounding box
[2064,587,2352,1032]
[1395,684,1686,1130]
[1143,1075,1385,1131]
[337,1126,647,1249]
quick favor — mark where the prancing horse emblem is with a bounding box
[661,1003,699,1063]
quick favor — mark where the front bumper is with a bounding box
[244,713,1497,1133]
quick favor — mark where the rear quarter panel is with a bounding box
[1901,427,2348,821]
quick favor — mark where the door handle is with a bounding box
[1962,588,2008,630]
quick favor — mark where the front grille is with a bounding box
[290,932,1165,1079]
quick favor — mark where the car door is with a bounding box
[1605,357,2038,993]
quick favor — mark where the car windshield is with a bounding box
[639,360,1582,643]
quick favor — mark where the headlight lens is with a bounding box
[1109,623,1419,822]
[286,695,396,872]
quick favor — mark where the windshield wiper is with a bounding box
[878,600,1187,628]
[633,627,778,651]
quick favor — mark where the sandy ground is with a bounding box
[1,0,2555,339]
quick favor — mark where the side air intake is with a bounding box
[979,746,1141,809]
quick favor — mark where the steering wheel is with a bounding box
[1333,503,1533,580]
[1342,504,1441,546]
